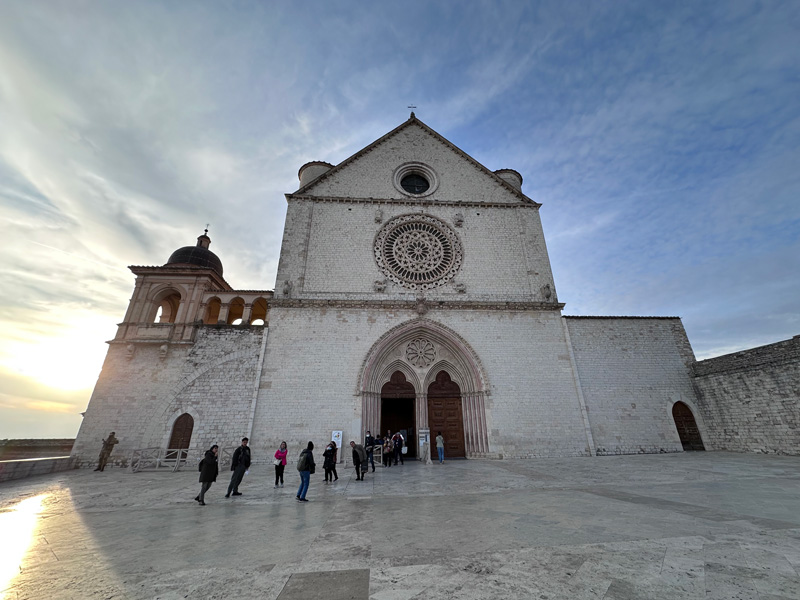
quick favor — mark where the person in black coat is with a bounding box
[195,445,219,506]
[296,441,315,502]
[226,437,251,498]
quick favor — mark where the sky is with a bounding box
[0,1,798,439]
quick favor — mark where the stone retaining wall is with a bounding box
[0,456,77,483]
[693,335,800,454]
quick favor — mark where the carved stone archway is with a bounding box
[358,319,490,457]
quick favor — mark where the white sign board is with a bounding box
[331,430,343,449]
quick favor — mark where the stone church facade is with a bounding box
[71,115,797,467]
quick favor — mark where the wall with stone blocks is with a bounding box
[564,317,698,455]
[72,326,265,467]
[693,335,800,454]
[0,457,77,483]
[252,307,590,462]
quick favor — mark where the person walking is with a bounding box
[195,444,219,505]
[350,441,367,481]
[364,430,376,473]
[296,441,315,502]
[274,441,288,488]
[323,441,339,483]
[392,431,405,465]
[94,432,119,471]
[226,437,251,497]
[436,431,445,463]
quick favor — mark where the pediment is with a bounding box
[292,116,537,206]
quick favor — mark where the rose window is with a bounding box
[374,215,463,290]
[406,338,436,368]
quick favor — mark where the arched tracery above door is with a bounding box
[358,319,490,456]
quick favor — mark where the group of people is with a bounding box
[193,429,446,505]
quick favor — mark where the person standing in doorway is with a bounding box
[392,431,405,465]
[383,435,393,467]
[226,437,251,497]
[350,441,367,480]
[195,444,219,505]
[436,431,445,463]
[94,432,119,471]
[274,441,288,488]
[296,441,315,502]
[364,430,376,473]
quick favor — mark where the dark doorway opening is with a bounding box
[672,402,705,451]
[167,413,194,461]
[381,371,416,458]
[427,371,466,458]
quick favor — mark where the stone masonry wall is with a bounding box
[72,326,264,468]
[252,307,590,462]
[564,317,698,455]
[693,335,800,454]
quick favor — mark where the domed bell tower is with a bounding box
[114,230,232,346]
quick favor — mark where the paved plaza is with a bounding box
[1,452,800,599]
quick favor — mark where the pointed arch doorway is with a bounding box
[381,371,416,458]
[672,402,705,451]
[428,371,466,458]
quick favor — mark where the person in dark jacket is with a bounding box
[226,437,251,498]
[195,445,219,505]
[296,441,315,502]
[392,432,405,465]
[350,440,367,481]
[323,441,339,483]
[364,431,376,472]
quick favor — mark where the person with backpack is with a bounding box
[350,440,367,481]
[296,441,315,502]
[226,437,251,498]
[195,444,219,506]
[392,432,405,465]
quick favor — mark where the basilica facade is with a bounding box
[72,114,711,466]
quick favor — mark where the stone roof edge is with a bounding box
[563,315,682,320]
[205,289,275,295]
[291,114,541,208]
[128,265,233,291]
[284,194,539,210]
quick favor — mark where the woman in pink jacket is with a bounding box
[274,441,288,488]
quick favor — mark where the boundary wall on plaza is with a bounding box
[0,457,77,483]
[693,335,800,455]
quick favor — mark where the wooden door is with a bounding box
[168,413,194,457]
[672,402,705,451]
[427,371,466,458]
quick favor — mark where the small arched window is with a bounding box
[204,298,222,324]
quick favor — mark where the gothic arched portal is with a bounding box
[359,319,490,457]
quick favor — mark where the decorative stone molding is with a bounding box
[282,281,292,297]
[270,298,565,311]
[374,208,383,223]
[158,344,169,359]
[454,282,466,294]
[126,344,135,360]
[286,194,541,210]
[415,298,429,316]
[373,279,387,293]
[374,214,463,291]
[406,338,436,368]
[392,162,440,198]
[454,213,464,227]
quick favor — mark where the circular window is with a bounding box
[400,174,429,194]
[393,162,439,197]
[374,214,463,290]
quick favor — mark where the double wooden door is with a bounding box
[427,397,465,458]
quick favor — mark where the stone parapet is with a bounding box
[0,456,77,483]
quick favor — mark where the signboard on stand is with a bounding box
[331,430,343,450]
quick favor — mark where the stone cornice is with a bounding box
[129,265,232,291]
[270,298,565,311]
[284,194,539,210]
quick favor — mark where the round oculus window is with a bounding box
[400,174,429,194]
[374,214,463,290]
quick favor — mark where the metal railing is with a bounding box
[129,447,235,473]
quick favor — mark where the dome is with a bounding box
[165,232,224,276]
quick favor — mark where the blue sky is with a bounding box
[0,1,798,438]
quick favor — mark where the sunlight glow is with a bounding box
[2,316,112,391]
[0,494,48,594]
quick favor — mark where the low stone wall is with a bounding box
[693,335,800,454]
[0,456,77,483]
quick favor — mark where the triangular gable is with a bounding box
[291,114,539,206]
